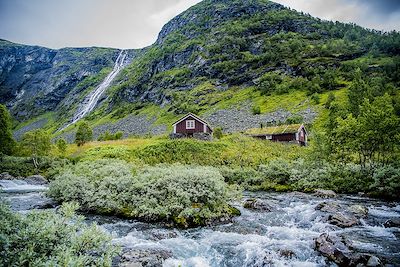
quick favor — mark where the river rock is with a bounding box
[366,255,382,267]
[348,205,368,218]
[116,248,172,267]
[315,233,352,265]
[314,189,337,198]
[0,172,14,180]
[383,218,400,228]
[25,175,48,185]
[328,213,359,228]
[315,202,341,213]
[243,198,273,212]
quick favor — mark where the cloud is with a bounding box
[0,0,398,49]
[274,0,400,32]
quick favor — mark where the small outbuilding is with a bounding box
[246,124,308,146]
[171,113,213,140]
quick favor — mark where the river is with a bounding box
[1,180,399,266]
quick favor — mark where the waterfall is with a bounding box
[62,50,127,130]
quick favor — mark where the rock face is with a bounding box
[0,40,128,120]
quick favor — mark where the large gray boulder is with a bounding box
[243,198,274,212]
[328,213,359,228]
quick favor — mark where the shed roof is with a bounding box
[245,124,304,136]
[172,113,212,128]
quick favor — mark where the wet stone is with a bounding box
[243,198,273,212]
[115,248,172,267]
[314,189,337,198]
[315,201,341,213]
[383,218,400,228]
[328,213,359,228]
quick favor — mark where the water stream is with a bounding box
[1,181,399,266]
[62,50,127,129]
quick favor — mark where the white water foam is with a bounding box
[0,180,47,193]
[62,50,127,130]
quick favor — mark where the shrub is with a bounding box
[213,127,223,139]
[0,156,70,178]
[252,105,261,115]
[258,159,292,184]
[0,201,119,266]
[48,160,240,227]
[286,115,303,124]
[370,165,400,199]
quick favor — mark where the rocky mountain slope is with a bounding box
[1,0,399,137]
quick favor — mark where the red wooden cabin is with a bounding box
[172,113,213,137]
[246,124,308,146]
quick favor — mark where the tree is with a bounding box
[56,138,67,156]
[0,104,16,155]
[22,129,51,169]
[75,121,92,146]
[332,94,400,167]
[214,127,223,139]
[348,68,369,116]
[324,92,336,109]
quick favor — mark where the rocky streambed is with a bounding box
[1,180,399,266]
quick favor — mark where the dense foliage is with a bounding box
[0,104,16,155]
[0,201,119,266]
[48,160,240,227]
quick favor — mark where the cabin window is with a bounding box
[186,120,195,129]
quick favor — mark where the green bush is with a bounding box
[98,131,124,141]
[370,165,400,199]
[0,201,119,266]
[213,127,223,139]
[0,156,70,178]
[48,160,240,228]
[258,159,292,184]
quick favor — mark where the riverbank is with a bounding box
[1,180,399,266]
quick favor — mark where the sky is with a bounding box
[0,0,399,49]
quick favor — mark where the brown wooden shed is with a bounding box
[246,124,308,146]
[172,113,213,137]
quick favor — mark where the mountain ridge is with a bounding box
[1,0,399,138]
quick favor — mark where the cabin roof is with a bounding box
[245,124,304,136]
[172,113,212,128]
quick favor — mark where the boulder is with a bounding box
[25,175,48,185]
[0,172,14,180]
[314,189,337,198]
[348,205,369,218]
[315,233,351,266]
[315,234,383,266]
[383,218,400,228]
[243,198,273,212]
[315,202,341,213]
[116,248,172,267]
[328,213,359,228]
[366,255,382,267]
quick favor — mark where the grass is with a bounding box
[59,134,306,168]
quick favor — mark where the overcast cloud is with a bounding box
[0,0,398,49]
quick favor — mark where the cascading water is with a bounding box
[2,188,399,266]
[62,50,127,130]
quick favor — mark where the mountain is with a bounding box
[1,0,399,139]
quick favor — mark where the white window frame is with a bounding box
[186,120,195,129]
